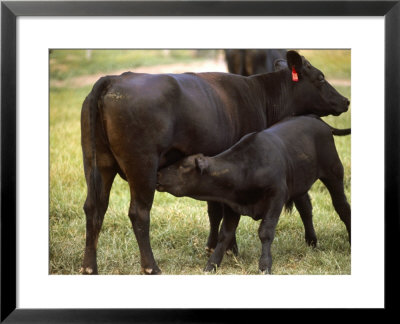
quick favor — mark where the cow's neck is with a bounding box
[251,71,295,126]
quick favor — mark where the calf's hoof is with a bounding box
[141,267,162,275]
[305,237,317,248]
[226,244,239,256]
[207,245,238,256]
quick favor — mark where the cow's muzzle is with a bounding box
[334,98,350,115]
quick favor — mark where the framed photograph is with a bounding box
[2,0,399,321]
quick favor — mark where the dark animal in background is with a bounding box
[157,116,351,274]
[224,49,287,75]
[80,50,350,274]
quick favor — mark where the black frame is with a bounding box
[1,1,399,322]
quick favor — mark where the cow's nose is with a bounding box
[345,98,350,106]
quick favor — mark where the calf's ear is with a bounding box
[286,50,303,73]
[195,156,209,175]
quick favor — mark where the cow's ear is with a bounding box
[286,50,303,73]
[195,156,209,175]
[274,58,288,71]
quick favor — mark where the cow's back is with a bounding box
[98,72,267,167]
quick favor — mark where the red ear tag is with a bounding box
[292,66,299,82]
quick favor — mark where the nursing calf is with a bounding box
[157,116,351,274]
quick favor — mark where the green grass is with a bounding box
[50,49,350,81]
[298,49,351,80]
[49,50,351,275]
[50,49,213,81]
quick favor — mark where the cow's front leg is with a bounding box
[204,207,240,272]
[258,200,284,274]
[206,202,239,255]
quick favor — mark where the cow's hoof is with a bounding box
[141,267,162,275]
[80,266,97,275]
[204,263,217,273]
[259,268,272,275]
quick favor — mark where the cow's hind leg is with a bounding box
[81,165,117,275]
[293,193,318,247]
[320,176,351,244]
[206,202,239,256]
[124,157,161,275]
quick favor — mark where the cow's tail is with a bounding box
[87,77,110,207]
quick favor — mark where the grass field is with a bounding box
[49,49,351,275]
[50,49,217,81]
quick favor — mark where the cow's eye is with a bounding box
[318,74,325,82]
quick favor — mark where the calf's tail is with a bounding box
[313,116,351,136]
[330,127,351,136]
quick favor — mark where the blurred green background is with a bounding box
[50,49,351,275]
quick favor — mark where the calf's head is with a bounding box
[157,154,225,199]
[281,51,350,117]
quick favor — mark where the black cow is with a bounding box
[157,116,351,274]
[225,49,287,76]
[80,51,350,274]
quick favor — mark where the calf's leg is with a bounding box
[294,193,318,247]
[206,202,239,255]
[258,199,285,274]
[321,177,351,243]
[205,202,223,253]
[204,206,240,272]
